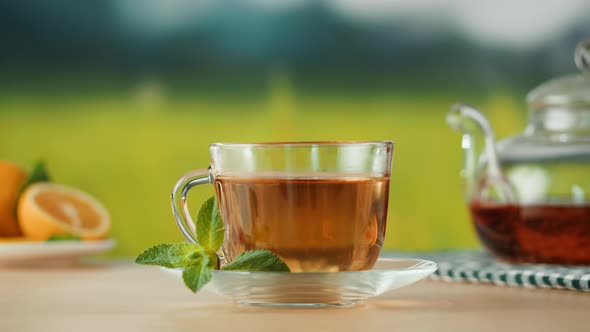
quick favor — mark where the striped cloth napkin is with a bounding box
[384,250,590,292]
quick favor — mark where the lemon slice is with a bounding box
[18,183,110,241]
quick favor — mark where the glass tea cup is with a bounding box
[171,141,394,272]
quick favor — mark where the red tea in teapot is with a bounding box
[469,202,590,265]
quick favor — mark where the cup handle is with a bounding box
[171,168,212,244]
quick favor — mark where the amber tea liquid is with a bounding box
[215,176,390,272]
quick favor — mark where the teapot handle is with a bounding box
[447,104,516,204]
[575,39,590,72]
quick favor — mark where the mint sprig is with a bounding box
[195,196,224,253]
[47,234,81,242]
[182,261,212,292]
[136,243,206,268]
[19,161,51,195]
[15,160,51,216]
[135,196,290,293]
[222,250,290,272]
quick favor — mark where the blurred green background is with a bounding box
[1,1,588,257]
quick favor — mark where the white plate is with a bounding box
[164,258,437,307]
[0,239,115,266]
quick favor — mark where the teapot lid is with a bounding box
[526,39,590,111]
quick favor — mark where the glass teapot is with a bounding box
[447,39,590,265]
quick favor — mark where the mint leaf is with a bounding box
[15,161,51,216]
[135,243,208,268]
[47,235,80,242]
[195,196,224,252]
[183,263,212,293]
[206,251,220,269]
[135,199,292,295]
[135,242,216,293]
[19,161,51,195]
[222,249,290,272]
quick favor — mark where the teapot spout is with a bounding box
[447,104,515,204]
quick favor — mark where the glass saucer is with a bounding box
[165,258,437,307]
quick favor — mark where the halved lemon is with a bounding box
[0,237,29,243]
[17,183,110,241]
[0,161,26,237]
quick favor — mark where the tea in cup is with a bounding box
[171,141,394,272]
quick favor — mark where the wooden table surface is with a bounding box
[1,261,588,332]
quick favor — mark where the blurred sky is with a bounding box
[116,0,589,48]
[2,0,589,93]
[328,0,589,47]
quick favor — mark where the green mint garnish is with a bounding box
[47,234,81,242]
[183,262,212,292]
[135,196,291,293]
[136,243,212,292]
[222,249,290,272]
[15,160,51,216]
[206,251,220,270]
[135,243,206,268]
[195,196,224,253]
[19,161,51,195]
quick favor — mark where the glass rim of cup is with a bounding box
[210,140,394,148]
